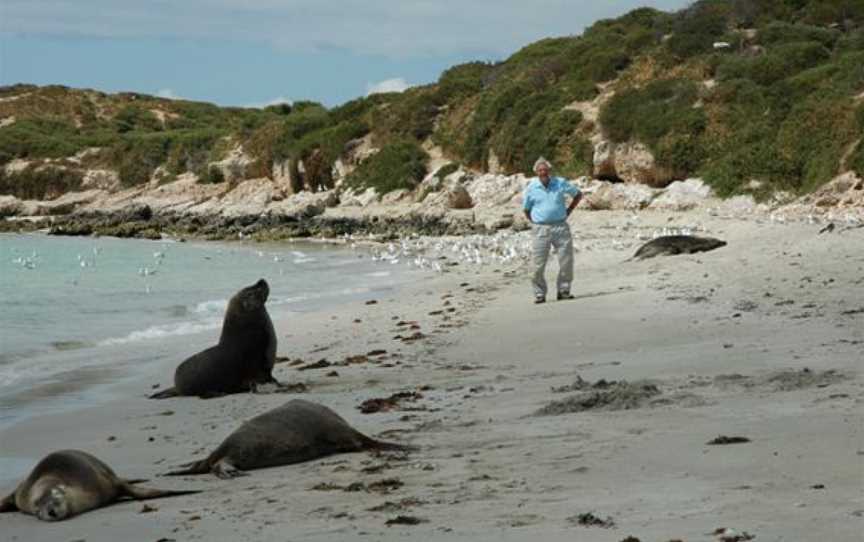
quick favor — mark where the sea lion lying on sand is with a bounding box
[631,235,726,260]
[151,279,280,399]
[0,450,200,521]
[165,399,414,478]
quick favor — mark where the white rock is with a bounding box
[649,178,715,210]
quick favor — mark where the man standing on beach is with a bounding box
[522,157,582,304]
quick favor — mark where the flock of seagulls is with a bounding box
[367,231,535,273]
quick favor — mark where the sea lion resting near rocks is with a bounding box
[151,279,279,399]
[631,235,727,260]
[0,450,200,521]
[165,399,414,478]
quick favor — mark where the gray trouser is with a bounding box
[531,222,574,297]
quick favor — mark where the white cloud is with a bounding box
[3,1,692,58]
[156,88,181,100]
[366,78,411,96]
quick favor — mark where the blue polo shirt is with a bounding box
[523,176,581,224]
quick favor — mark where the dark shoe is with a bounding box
[534,296,546,304]
[557,292,574,300]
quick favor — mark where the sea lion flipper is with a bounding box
[149,387,179,400]
[361,435,418,453]
[162,458,211,477]
[212,459,246,479]
[0,491,18,512]
[121,483,202,501]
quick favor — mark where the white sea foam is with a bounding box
[98,319,221,346]
[193,299,228,314]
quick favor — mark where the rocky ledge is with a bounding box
[2,168,862,241]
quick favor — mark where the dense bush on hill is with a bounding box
[345,139,428,193]
[1,0,863,200]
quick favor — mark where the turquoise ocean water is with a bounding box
[0,233,422,429]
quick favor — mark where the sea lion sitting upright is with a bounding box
[0,450,200,521]
[165,399,414,479]
[631,235,727,260]
[150,279,279,399]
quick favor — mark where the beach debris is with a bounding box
[619,537,641,542]
[395,331,426,342]
[311,478,404,494]
[267,382,308,394]
[810,483,826,489]
[818,222,835,234]
[733,300,759,312]
[140,504,158,513]
[707,435,751,445]
[368,497,425,512]
[713,368,845,391]
[568,512,616,528]
[326,370,339,377]
[365,299,378,305]
[536,381,661,415]
[385,515,427,526]
[712,527,755,541]
[342,354,370,365]
[359,391,424,414]
[297,359,331,371]
[367,349,388,356]
[551,376,620,393]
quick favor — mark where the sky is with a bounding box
[0,1,691,108]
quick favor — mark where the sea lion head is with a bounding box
[34,485,70,521]
[236,279,269,312]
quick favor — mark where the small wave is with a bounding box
[98,319,221,346]
[366,271,391,277]
[50,340,90,351]
[193,299,228,314]
[292,257,316,264]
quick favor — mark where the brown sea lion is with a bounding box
[165,399,414,478]
[150,279,279,399]
[631,235,727,260]
[0,450,200,521]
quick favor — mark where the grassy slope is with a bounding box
[1,0,863,200]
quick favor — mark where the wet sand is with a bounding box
[1,209,862,541]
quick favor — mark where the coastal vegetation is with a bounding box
[1,0,863,200]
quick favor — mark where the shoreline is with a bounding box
[0,234,432,433]
[1,209,862,541]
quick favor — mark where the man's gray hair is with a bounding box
[533,156,553,173]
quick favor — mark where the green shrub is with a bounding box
[718,41,830,86]
[0,165,83,200]
[666,5,728,58]
[600,79,704,145]
[114,105,162,133]
[199,165,225,184]
[437,62,495,103]
[163,129,226,176]
[371,89,440,142]
[0,119,99,161]
[110,134,172,186]
[345,140,428,193]
[757,21,841,48]
[434,162,460,179]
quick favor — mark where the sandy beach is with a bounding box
[1,208,862,542]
